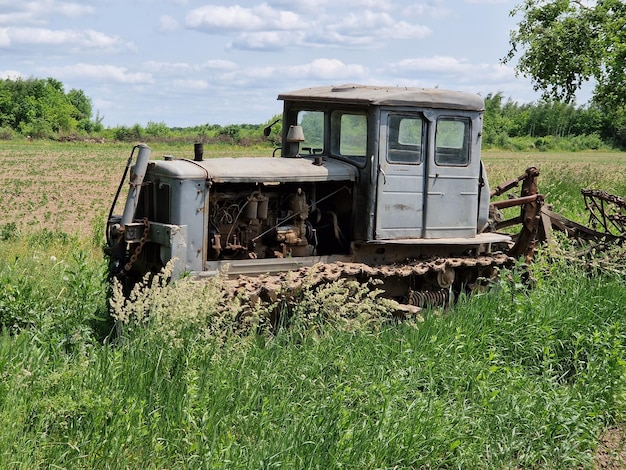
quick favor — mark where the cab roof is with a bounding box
[278,84,484,111]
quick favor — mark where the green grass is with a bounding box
[0,143,625,467]
[0,235,625,467]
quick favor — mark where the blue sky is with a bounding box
[0,0,593,127]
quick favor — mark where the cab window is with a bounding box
[297,110,324,154]
[330,111,367,163]
[435,118,470,166]
[387,114,424,164]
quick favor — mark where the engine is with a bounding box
[208,183,349,261]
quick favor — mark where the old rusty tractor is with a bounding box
[105,85,624,311]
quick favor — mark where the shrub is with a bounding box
[0,126,15,140]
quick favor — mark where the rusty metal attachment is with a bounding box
[490,166,544,262]
[581,189,626,236]
[490,167,626,264]
[124,217,150,272]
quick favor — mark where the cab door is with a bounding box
[375,111,426,239]
[423,116,481,238]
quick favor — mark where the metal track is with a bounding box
[226,252,514,306]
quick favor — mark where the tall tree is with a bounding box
[0,77,96,136]
[67,88,93,121]
[504,0,626,115]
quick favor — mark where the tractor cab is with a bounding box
[278,84,492,243]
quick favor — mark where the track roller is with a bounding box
[408,288,449,308]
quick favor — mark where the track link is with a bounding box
[227,252,515,307]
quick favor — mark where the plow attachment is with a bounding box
[490,168,626,261]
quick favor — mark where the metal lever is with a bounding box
[378,164,387,184]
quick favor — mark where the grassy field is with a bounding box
[0,141,625,468]
[1,141,625,234]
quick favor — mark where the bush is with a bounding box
[144,121,171,138]
[19,118,54,139]
[0,126,15,140]
[569,133,604,151]
[113,124,143,142]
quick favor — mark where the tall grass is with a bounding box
[0,147,625,467]
[0,229,109,347]
[0,244,625,467]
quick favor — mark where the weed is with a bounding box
[0,222,19,241]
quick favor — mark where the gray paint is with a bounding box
[278,84,484,111]
[151,156,357,183]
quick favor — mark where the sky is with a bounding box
[0,0,594,128]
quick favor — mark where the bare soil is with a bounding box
[0,141,268,236]
[0,142,130,235]
[595,427,626,469]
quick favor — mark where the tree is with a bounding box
[67,89,93,121]
[0,77,100,137]
[504,0,626,115]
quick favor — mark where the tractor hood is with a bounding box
[149,156,358,183]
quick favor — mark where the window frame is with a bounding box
[330,110,368,165]
[434,116,471,167]
[385,113,425,165]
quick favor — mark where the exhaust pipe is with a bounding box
[121,143,151,227]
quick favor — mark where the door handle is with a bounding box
[378,164,387,184]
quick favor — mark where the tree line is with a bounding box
[0,76,622,151]
[482,92,615,151]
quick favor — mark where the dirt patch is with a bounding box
[595,427,626,469]
[0,142,269,237]
[0,143,128,236]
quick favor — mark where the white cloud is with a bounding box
[391,56,475,74]
[405,2,450,18]
[331,11,395,32]
[389,56,516,83]
[271,0,393,12]
[92,97,112,111]
[0,12,39,26]
[266,0,332,14]
[285,58,368,80]
[301,10,431,48]
[383,22,432,39]
[186,3,301,32]
[159,15,179,32]
[39,63,154,84]
[51,2,95,18]
[230,31,305,51]
[0,27,132,52]
[348,0,393,9]
[0,28,9,46]
[143,60,193,74]
[199,60,238,71]
[142,59,239,74]
[0,69,23,79]
[187,3,432,51]
[217,58,368,86]
[172,79,210,90]
[0,1,94,25]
